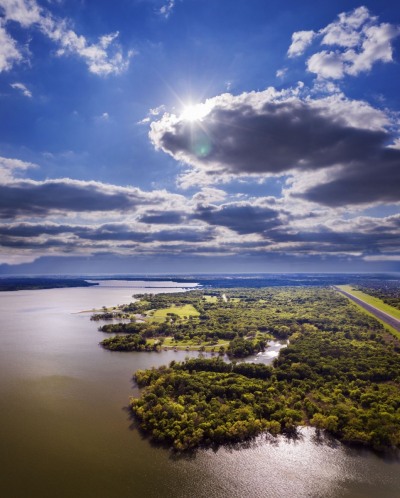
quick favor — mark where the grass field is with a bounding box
[146,304,200,323]
[203,295,218,303]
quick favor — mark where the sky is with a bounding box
[0,0,399,274]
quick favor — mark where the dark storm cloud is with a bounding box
[139,210,185,224]
[151,94,400,205]
[0,179,163,218]
[0,222,214,247]
[151,100,387,174]
[193,203,283,234]
[270,230,399,253]
[0,223,74,238]
[77,224,213,243]
[268,214,400,253]
[0,238,77,250]
[298,148,400,206]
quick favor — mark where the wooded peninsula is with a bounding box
[93,286,400,452]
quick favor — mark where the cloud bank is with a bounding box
[150,87,399,206]
[0,0,134,75]
[0,151,398,268]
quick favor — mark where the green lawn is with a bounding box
[337,285,400,339]
[203,295,218,303]
[146,304,200,323]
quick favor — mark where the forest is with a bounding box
[118,287,400,452]
[98,289,277,356]
[98,287,399,355]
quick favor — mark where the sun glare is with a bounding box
[181,102,210,122]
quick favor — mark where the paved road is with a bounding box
[333,286,400,333]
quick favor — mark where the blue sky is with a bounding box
[0,0,399,273]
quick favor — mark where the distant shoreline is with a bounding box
[0,278,98,292]
[1,272,400,292]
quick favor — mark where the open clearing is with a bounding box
[146,304,200,322]
[203,295,218,302]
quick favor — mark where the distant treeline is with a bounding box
[0,278,98,291]
[92,273,400,288]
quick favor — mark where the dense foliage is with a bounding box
[100,287,397,354]
[129,288,400,452]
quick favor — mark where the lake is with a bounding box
[0,281,399,498]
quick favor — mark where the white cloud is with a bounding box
[0,0,134,75]
[344,23,399,76]
[276,67,287,78]
[0,155,37,182]
[313,92,390,131]
[287,30,315,57]
[39,17,134,76]
[288,6,400,80]
[177,168,223,189]
[138,105,166,126]
[10,81,32,97]
[307,50,345,79]
[192,188,227,204]
[95,112,109,122]
[320,6,371,47]
[0,0,41,27]
[0,22,23,72]
[159,0,175,19]
[149,105,166,116]
[364,255,400,262]
[389,138,400,150]
[311,79,341,95]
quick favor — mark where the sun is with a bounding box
[181,102,210,122]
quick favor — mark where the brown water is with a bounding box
[0,281,399,498]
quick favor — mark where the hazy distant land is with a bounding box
[2,272,399,292]
[0,277,98,291]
